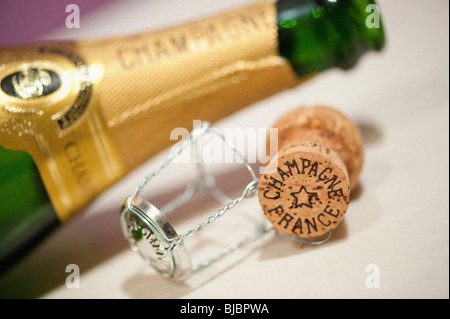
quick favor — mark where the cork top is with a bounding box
[266,105,363,189]
[259,106,363,239]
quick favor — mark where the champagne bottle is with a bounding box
[0,0,384,271]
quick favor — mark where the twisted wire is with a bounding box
[169,179,258,249]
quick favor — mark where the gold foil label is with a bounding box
[0,46,125,221]
[0,0,298,221]
[75,0,299,170]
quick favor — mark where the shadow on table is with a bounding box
[0,118,383,298]
[0,163,261,298]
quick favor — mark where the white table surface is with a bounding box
[0,0,448,299]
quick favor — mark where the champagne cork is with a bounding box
[258,106,363,239]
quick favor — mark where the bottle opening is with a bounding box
[276,0,385,74]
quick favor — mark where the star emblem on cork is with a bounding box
[290,185,317,209]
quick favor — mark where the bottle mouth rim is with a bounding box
[275,0,387,74]
[347,0,386,52]
[327,0,386,70]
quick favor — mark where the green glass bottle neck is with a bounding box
[276,0,385,76]
[0,145,58,272]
